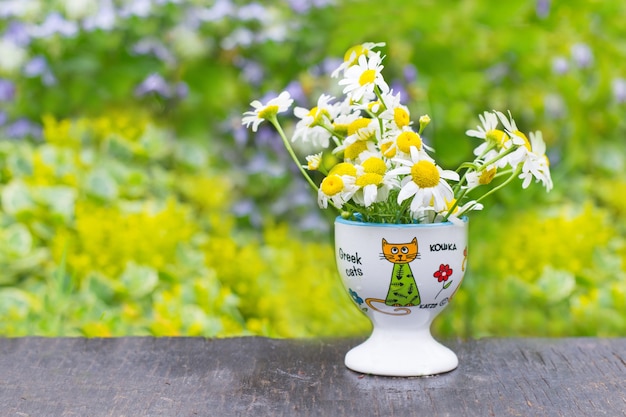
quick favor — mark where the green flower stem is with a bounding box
[479,145,517,170]
[374,86,389,110]
[473,165,522,205]
[268,116,319,193]
[268,116,344,213]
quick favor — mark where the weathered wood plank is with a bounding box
[0,337,624,416]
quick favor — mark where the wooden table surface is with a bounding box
[1,337,625,416]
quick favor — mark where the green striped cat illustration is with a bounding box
[365,237,420,315]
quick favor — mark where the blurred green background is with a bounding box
[1,0,625,338]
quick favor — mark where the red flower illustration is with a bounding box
[434,264,453,283]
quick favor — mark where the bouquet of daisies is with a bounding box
[243,42,553,224]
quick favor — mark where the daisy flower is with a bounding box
[333,117,380,160]
[518,131,553,191]
[352,154,398,207]
[378,91,412,130]
[292,94,336,148]
[466,111,508,160]
[331,41,386,78]
[317,171,358,209]
[304,152,323,171]
[464,165,498,190]
[338,52,389,102]
[242,91,293,132]
[391,147,460,214]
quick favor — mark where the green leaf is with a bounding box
[536,267,576,303]
[2,223,33,257]
[0,288,32,319]
[1,181,34,215]
[175,141,208,170]
[34,186,77,221]
[119,262,159,298]
[85,169,119,201]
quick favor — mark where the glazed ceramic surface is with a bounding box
[335,217,468,376]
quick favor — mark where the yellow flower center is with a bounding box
[362,157,387,175]
[344,141,368,160]
[320,175,344,196]
[356,173,383,187]
[479,167,497,185]
[380,141,396,158]
[307,106,329,126]
[343,45,366,63]
[348,118,371,136]
[306,154,321,170]
[258,105,278,120]
[486,129,509,148]
[397,131,422,153]
[513,130,532,151]
[394,107,410,128]
[329,162,357,177]
[359,69,376,86]
[410,160,440,188]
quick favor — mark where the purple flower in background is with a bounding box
[536,0,550,18]
[3,21,30,47]
[403,64,418,84]
[24,56,57,85]
[83,0,117,32]
[0,111,7,126]
[132,38,177,65]
[194,0,235,23]
[134,73,172,98]
[390,80,409,101]
[551,56,569,75]
[571,43,593,68]
[612,78,626,104]
[174,81,188,99]
[284,80,307,106]
[316,58,343,77]
[221,28,254,49]
[5,118,42,140]
[236,58,264,85]
[288,0,335,13]
[119,0,152,18]
[255,125,284,153]
[237,3,268,21]
[30,12,79,38]
[0,78,16,102]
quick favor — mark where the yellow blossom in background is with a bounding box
[42,115,79,148]
[52,198,196,279]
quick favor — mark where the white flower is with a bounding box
[391,147,459,214]
[466,110,507,161]
[331,42,386,78]
[352,154,398,207]
[518,131,553,191]
[337,52,389,102]
[464,165,498,190]
[0,39,27,74]
[378,91,412,130]
[332,117,380,160]
[466,110,499,140]
[317,173,358,209]
[304,152,322,171]
[242,91,293,132]
[292,94,336,148]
